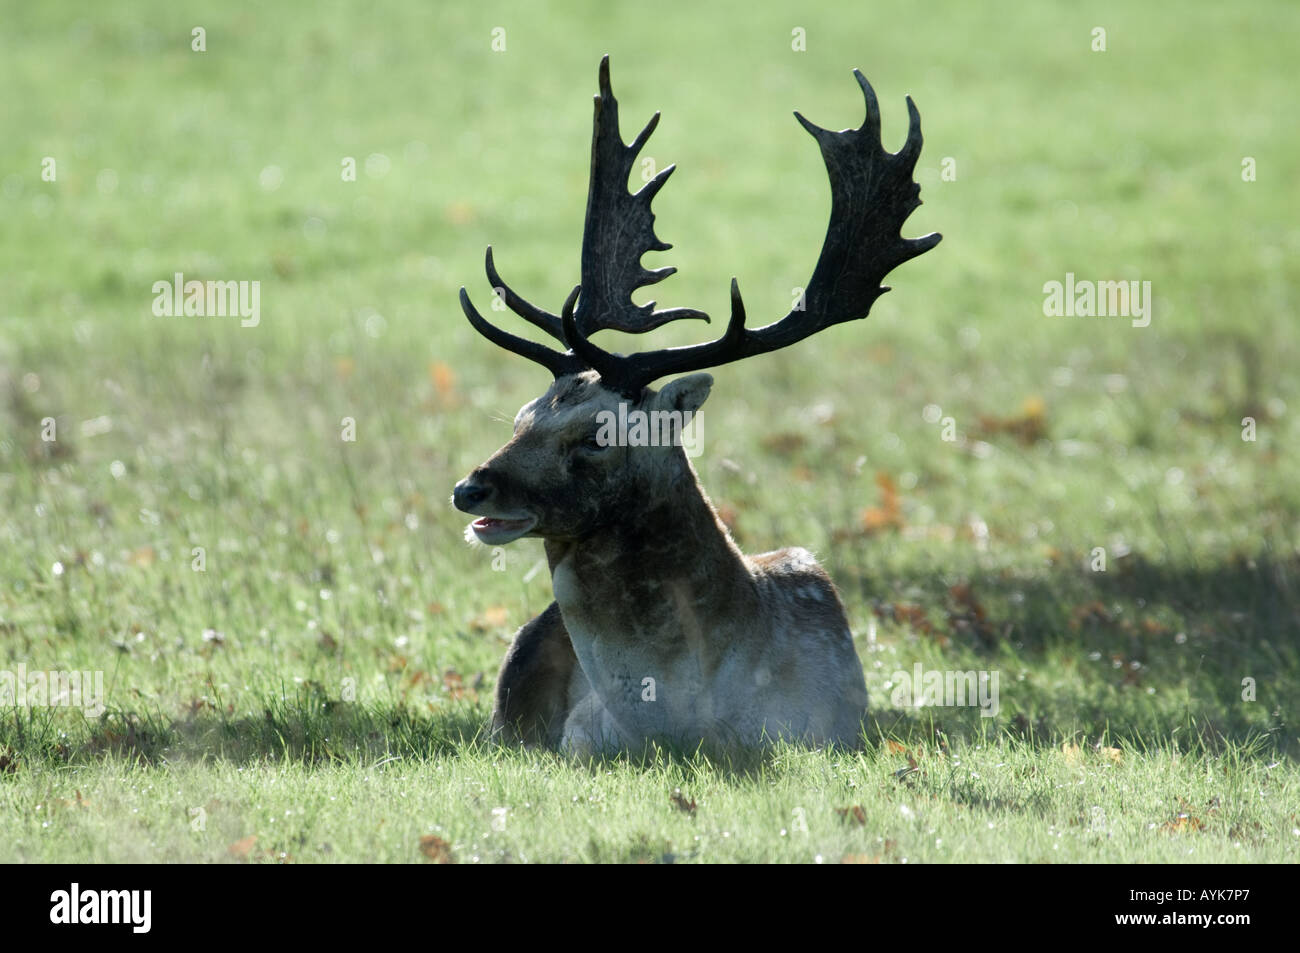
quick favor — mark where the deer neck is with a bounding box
[545,459,752,644]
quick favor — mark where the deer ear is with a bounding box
[655,373,713,414]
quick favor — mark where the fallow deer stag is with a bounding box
[453,57,940,755]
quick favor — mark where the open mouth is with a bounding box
[468,515,537,544]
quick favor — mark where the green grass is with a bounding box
[1,0,1298,862]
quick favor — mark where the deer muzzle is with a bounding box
[453,474,538,544]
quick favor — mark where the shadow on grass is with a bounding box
[0,695,489,771]
[838,547,1298,758]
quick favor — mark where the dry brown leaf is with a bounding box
[1161,813,1205,834]
[835,805,867,826]
[760,432,806,456]
[859,507,894,532]
[429,361,456,399]
[669,788,696,815]
[228,835,258,859]
[875,601,935,637]
[976,396,1048,445]
[419,834,456,863]
[874,471,899,500]
[860,472,904,534]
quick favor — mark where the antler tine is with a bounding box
[854,68,882,141]
[460,287,583,379]
[899,94,924,166]
[483,246,566,344]
[575,71,941,394]
[576,55,710,337]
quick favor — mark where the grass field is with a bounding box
[1,0,1298,863]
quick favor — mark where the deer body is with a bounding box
[544,398,865,752]
[553,542,867,753]
[451,57,940,754]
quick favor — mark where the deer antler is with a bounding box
[574,55,709,337]
[564,69,942,395]
[461,60,941,396]
[459,56,706,374]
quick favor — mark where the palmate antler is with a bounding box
[459,56,941,396]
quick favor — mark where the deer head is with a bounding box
[453,56,940,545]
[453,368,713,545]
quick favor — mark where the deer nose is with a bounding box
[453,477,493,512]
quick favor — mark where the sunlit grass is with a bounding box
[1,0,1297,862]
